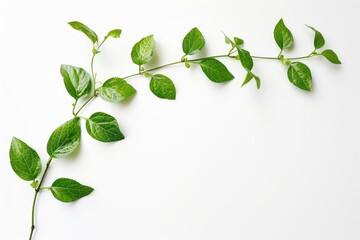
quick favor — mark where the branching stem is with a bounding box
[29,157,53,240]
[72,52,317,117]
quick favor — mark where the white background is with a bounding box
[0,0,359,239]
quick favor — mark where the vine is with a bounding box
[8,19,341,240]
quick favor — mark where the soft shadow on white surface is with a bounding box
[0,0,359,240]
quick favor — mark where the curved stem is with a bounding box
[74,95,96,117]
[123,55,233,80]
[90,54,97,95]
[72,42,105,116]
[72,99,78,116]
[29,157,53,240]
[75,52,318,116]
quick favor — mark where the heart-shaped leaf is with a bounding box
[9,137,42,181]
[200,58,234,83]
[98,77,136,103]
[60,64,92,100]
[287,62,312,91]
[131,35,155,65]
[86,112,124,142]
[321,49,341,64]
[47,118,81,158]
[182,27,205,56]
[50,178,93,203]
[149,74,176,100]
[274,19,294,50]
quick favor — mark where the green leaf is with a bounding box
[30,180,39,189]
[106,29,122,39]
[225,35,231,44]
[131,35,155,65]
[254,75,261,89]
[287,62,312,91]
[149,74,176,100]
[321,49,341,64]
[50,178,94,203]
[47,118,81,158]
[241,72,260,89]
[60,64,92,100]
[306,25,325,49]
[200,58,234,83]
[9,137,42,181]
[86,112,124,142]
[225,36,243,47]
[68,21,98,44]
[241,72,253,87]
[182,27,205,55]
[223,34,254,71]
[274,19,294,50]
[241,72,261,89]
[234,37,244,46]
[98,77,136,102]
[237,48,253,71]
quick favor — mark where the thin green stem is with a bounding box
[77,51,318,118]
[252,56,280,60]
[90,53,97,95]
[72,99,78,116]
[287,55,313,60]
[98,38,107,49]
[123,55,233,80]
[29,191,38,240]
[227,46,235,56]
[72,40,107,116]
[29,157,53,240]
[74,95,96,117]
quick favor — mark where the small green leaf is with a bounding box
[68,21,98,44]
[9,137,42,181]
[131,35,155,65]
[287,62,312,91]
[106,29,122,39]
[241,72,261,89]
[234,37,244,46]
[92,48,100,55]
[253,74,261,89]
[98,77,136,102]
[182,27,205,55]
[306,25,325,49]
[225,36,244,47]
[150,74,176,100]
[86,112,124,142]
[241,72,253,87]
[237,48,253,71]
[223,34,254,71]
[200,58,234,83]
[274,19,294,50]
[47,118,81,158]
[30,180,39,189]
[225,36,231,44]
[321,49,341,64]
[60,64,92,100]
[50,178,94,203]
